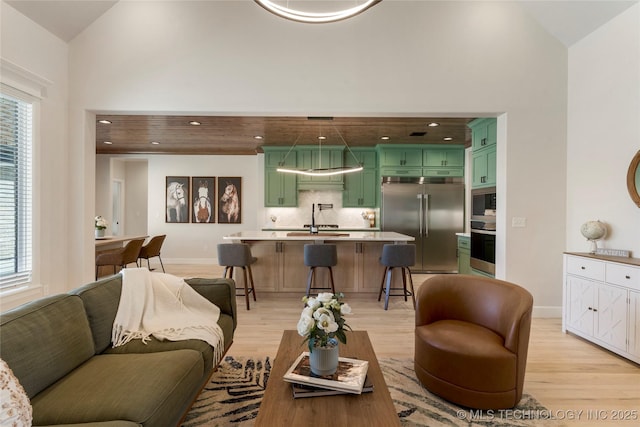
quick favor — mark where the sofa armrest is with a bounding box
[186,278,237,331]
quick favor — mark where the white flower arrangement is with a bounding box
[95,216,108,230]
[297,292,352,352]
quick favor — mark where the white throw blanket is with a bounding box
[112,268,225,365]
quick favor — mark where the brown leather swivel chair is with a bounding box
[95,238,145,280]
[137,234,166,272]
[414,274,533,409]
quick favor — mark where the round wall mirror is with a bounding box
[627,150,640,208]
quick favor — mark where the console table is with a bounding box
[563,252,640,363]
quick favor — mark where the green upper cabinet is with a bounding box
[378,147,423,167]
[343,148,378,207]
[423,148,464,168]
[263,147,297,207]
[377,145,424,177]
[378,144,465,178]
[472,145,496,188]
[296,145,344,190]
[468,118,497,189]
[422,147,465,177]
[469,118,497,151]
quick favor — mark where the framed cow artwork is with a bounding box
[191,177,215,223]
[217,177,242,224]
[166,176,190,223]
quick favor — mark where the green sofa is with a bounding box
[0,274,237,427]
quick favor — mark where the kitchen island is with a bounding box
[223,231,414,294]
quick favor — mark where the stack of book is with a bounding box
[283,352,372,398]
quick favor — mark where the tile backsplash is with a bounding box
[263,191,378,229]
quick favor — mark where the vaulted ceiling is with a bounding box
[8,1,637,155]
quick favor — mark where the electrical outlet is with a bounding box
[512,217,526,227]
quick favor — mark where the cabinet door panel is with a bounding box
[595,284,628,351]
[567,276,596,335]
[629,291,640,359]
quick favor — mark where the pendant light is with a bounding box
[276,121,364,177]
[254,0,381,24]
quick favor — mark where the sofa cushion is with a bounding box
[0,295,95,398]
[31,350,203,427]
[71,276,123,354]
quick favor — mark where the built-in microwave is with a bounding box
[470,187,496,275]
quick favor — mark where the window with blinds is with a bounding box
[0,92,33,290]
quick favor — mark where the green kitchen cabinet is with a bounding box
[263,147,297,207]
[378,146,423,167]
[469,118,497,151]
[468,118,497,189]
[296,145,344,190]
[471,144,496,188]
[343,148,378,207]
[423,148,464,168]
[457,234,471,275]
[422,146,465,177]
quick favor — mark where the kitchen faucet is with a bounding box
[310,203,318,234]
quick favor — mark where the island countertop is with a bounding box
[223,230,414,243]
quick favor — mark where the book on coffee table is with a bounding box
[291,374,374,398]
[283,352,369,394]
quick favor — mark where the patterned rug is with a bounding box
[182,356,551,427]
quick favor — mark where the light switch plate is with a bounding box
[512,217,526,227]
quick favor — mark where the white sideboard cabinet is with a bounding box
[563,253,640,363]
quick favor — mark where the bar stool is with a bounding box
[377,244,416,310]
[217,243,257,310]
[304,244,337,296]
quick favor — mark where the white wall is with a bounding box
[66,1,569,313]
[0,2,70,309]
[567,4,640,255]
[97,153,262,262]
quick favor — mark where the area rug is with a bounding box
[181,356,551,427]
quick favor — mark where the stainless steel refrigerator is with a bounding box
[381,176,465,273]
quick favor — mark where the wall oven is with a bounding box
[470,187,496,275]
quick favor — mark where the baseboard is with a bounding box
[532,305,561,318]
[164,258,220,265]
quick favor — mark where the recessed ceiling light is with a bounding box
[318,136,327,140]
[189,121,201,126]
[150,141,160,145]
[103,141,112,145]
[428,122,439,127]
[254,135,264,140]
[443,137,453,141]
[98,120,112,124]
[380,136,390,140]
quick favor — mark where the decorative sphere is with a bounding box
[580,221,606,241]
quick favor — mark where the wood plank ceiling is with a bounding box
[95,115,475,155]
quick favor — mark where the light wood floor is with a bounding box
[167,264,640,426]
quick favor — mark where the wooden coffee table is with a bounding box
[255,330,401,427]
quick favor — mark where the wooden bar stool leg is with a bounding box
[328,267,336,294]
[384,267,393,310]
[247,265,256,301]
[242,267,250,310]
[378,267,388,301]
[401,267,408,302]
[407,267,416,308]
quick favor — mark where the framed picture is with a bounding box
[217,177,242,223]
[166,176,190,223]
[191,177,215,223]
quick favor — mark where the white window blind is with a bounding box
[0,92,32,290]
